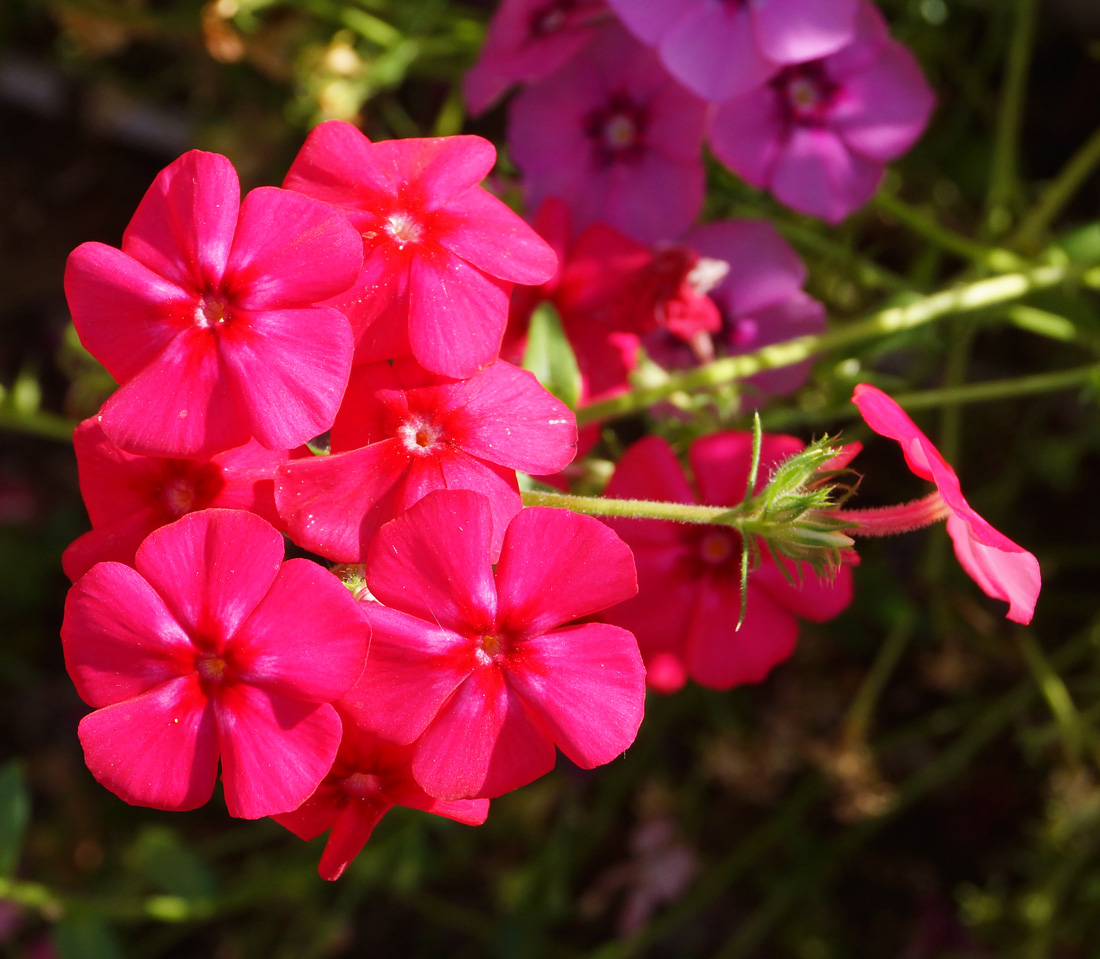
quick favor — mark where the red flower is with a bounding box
[62,417,306,581]
[283,121,558,378]
[61,509,368,818]
[273,723,489,881]
[852,383,1040,624]
[275,358,576,562]
[601,434,853,693]
[64,150,362,458]
[340,490,644,801]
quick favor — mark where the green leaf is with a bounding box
[125,825,216,900]
[522,302,582,410]
[53,910,124,959]
[0,761,30,877]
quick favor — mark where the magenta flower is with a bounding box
[274,723,489,881]
[708,0,935,223]
[340,489,644,801]
[508,24,707,243]
[64,150,362,458]
[851,384,1041,624]
[283,121,558,378]
[643,219,826,400]
[61,509,368,818]
[607,0,857,103]
[464,0,610,116]
[62,417,306,582]
[276,358,576,562]
[601,434,854,693]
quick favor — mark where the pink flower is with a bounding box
[276,358,576,562]
[273,723,489,881]
[62,417,306,582]
[464,0,610,116]
[282,122,558,379]
[643,219,826,400]
[708,0,935,223]
[601,434,853,693]
[340,489,645,801]
[851,384,1041,625]
[508,24,707,243]
[61,509,368,818]
[64,150,363,458]
[607,0,857,103]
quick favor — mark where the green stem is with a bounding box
[1017,633,1086,769]
[576,260,1096,426]
[874,192,1026,270]
[842,607,918,747]
[985,0,1040,237]
[521,490,745,527]
[1012,123,1100,248]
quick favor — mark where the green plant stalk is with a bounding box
[576,260,1098,426]
[985,0,1041,237]
[1017,632,1086,769]
[1012,122,1100,248]
[842,606,918,748]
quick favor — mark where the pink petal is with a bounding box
[367,135,497,206]
[275,442,412,562]
[596,150,706,245]
[64,243,193,384]
[947,515,1041,626]
[707,90,786,189]
[435,187,558,284]
[851,383,938,482]
[61,562,194,707]
[689,431,805,507]
[686,579,799,689]
[751,0,857,64]
[412,666,557,800]
[686,220,807,317]
[439,361,577,474]
[504,622,644,768]
[329,246,412,364]
[216,685,343,819]
[121,150,240,292]
[283,120,391,207]
[97,327,251,459]
[495,507,637,636]
[134,509,284,646]
[365,490,499,634]
[435,451,522,562]
[407,252,511,378]
[224,187,363,310]
[317,802,391,880]
[769,126,884,223]
[605,435,695,506]
[731,292,828,398]
[230,559,367,701]
[340,604,477,745]
[752,559,854,623]
[606,0,686,44]
[63,517,161,583]
[660,2,773,102]
[78,675,219,811]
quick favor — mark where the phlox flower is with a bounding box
[851,384,1041,624]
[601,434,853,693]
[275,358,577,562]
[607,0,857,103]
[282,121,558,379]
[61,509,368,818]
[708,0,935,223]
[464,0,610,116]
[273,723,489,881]
[643,219,826,400]
[64,150,363,458]
[340,489,645,801]
[62,417,306,581]
[508,24,708,243]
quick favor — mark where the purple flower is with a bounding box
[708,0,935,223]
[508,24,707,243]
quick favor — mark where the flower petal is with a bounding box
[946,515,1041,625]
[769,126,883,223]
[752,558,854,623]
[78,675,218,811]
[752,0,857,64]
[689,431,805,507]
[504,622,645,768]
[216,686,343,819]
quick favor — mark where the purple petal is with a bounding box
[769,126,883,223]
[751,0,857,64]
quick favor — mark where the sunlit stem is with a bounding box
[521,490,749,528]
[836,491,951,537]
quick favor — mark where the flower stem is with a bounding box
[836,492,951,537]
[576,259,1097,426]
[521,489,746,527]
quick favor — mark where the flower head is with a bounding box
[851,383,1040,624]
[283,122,558,378]
[708,0,935,223]
[340,489,644,801]
[64,150,363,458]
[61,509,368,818]
[601,433,854,693]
